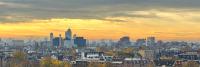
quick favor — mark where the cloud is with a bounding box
[0,14,34,23]
[0,0,200,23]
[1,0,200,41]
[0,1,29,8]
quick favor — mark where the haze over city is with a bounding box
[0,0,200,41]
[1,0,200,67]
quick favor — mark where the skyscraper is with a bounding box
[59,34,62,48]
[65,28,72,40]
[53,37,60,47]
[74,37,86,47]
[50,32,54,46]
[64,28,73,48]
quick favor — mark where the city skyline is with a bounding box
[1,1,200,67]
[0,0,200,41]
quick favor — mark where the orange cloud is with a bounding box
[0,9,200,41]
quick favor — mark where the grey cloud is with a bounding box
[0,1,29,8]
[0,0,200,23]
[110,12,160,18]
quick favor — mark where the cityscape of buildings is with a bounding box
[1,0,200,67]
[0,27,199,67]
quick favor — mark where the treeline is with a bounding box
[0,51,71,67]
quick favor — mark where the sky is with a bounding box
[0,0,200,41]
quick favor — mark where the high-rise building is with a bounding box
[117,36,131,47]
[74,37,86,47]
[146,37,156,46]
[59,34,62,48]
[64,28,73,48]
[50,32,54,46]
[64,40,71,48]
[53,37,60,47]
[73,34,77,39]
[135,39,146,46]
[65,28,72,40]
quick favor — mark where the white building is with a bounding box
[80,52,105,61]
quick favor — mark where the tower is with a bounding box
[73,34,77,39]
[59,34,62,48]
[65,28,72,40]
[64,28,73,48]
[50,32,54,46]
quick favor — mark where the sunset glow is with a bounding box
[0,0,200,41]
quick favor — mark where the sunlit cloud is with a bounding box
[0,0,200,41]
[0,1,29,8]
[1,8,200,41]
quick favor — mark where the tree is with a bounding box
[12,51,28,67]
[13,51,26,62]
[183,61,199,67]
[40,57,72,67]
[88,62,107,67]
